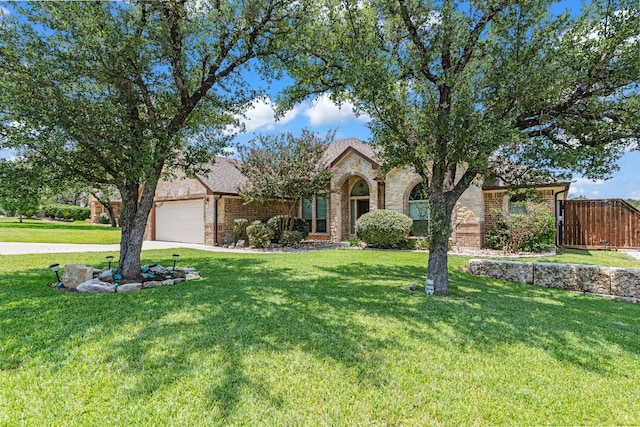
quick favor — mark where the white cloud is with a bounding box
[572,177,606,186]
[235,97,301,133]
[302,94,370,126]
[590,190,601,197]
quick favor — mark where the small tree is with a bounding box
[0,158,44,222]
[236,129,334,229]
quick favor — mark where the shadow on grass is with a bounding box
[1,251,639,422]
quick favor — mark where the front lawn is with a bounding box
[0,217,121,244]
[1,249,638,425]
[512,248,639,268]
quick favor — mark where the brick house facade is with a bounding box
[90,138,569,247]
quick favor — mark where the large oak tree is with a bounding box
[279,0,639,294]
[0,0,296,280]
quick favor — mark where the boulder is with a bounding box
[185,273,200,281]
[142,281,163,288]
[116,282,143,293]
[161,279,175,286]
[77,280,115,293]
[98,269,113,281]
[62,264,95,289]
[173,278,186,284]
[235,240,246,248]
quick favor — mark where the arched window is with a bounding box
[408,183,429,237]
[350,179,369,196]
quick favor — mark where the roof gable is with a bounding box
[322,138,379,169]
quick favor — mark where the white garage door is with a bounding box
[155,199,205,244]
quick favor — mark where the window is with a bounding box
[316,196,327,233]
[408,183,429,237]
[508,193,528,215]
[302,195,328,234]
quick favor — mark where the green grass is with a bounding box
[0,218,121,244]
[508,248,640,268]
[1,249,639,426]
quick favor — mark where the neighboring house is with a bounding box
[90,137,570,247]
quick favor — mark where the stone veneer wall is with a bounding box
[468,259,640,302]
[385,167,485,248]
[329,152,380,242]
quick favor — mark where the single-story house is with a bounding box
[90,137,570,248]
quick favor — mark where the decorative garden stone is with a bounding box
[116,283,143,293]
[77,280,115,293]
[142,281,163,288]
[62,264,94,289]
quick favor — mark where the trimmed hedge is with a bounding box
[246,220,275,248]
[43,204,91,221]
[356,209,413,248]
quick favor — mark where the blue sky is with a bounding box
[1,1,638,200]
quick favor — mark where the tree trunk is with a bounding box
[107,204,117,228]
[117,183,156,281]
[427,190,455,295]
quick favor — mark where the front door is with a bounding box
[350,198,370,234]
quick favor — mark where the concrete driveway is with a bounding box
[0,241,253,255]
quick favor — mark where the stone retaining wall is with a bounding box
[467,259,640,302]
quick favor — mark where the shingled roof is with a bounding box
[197,156,248,195]
[321,137,378,167]
[196,138,377,195]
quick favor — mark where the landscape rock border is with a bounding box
[467,259,640,303]
[51,263,200,293]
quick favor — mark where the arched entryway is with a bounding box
[349,178,370,234]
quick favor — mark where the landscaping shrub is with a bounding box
[487,203,555,252]
[233,218,249,243]
[280,230,305,247]
[267,215,309,243]
[246,220,274,248]
[43,204,91,221]
[356,209,413,248]
[98,213,111,225]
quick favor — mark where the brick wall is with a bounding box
[219,197,297,244]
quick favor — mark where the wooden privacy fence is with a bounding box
[559,199,640,249]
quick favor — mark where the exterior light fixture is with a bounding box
[172,254,180,270]
[106,255,114,270]
[48,263,61,283]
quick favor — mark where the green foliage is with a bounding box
[232,218,249,243]
[267,215,309,243]
[280,230,305,247]
[487,203,556,253]
[246,220,274,248]
[356,209,413,248]
[236,130,333,218]
[98,213,111,225]
[626,199,640,210]
[347,236,361,247]
[42,204,91,222]
[0,159,45,221]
